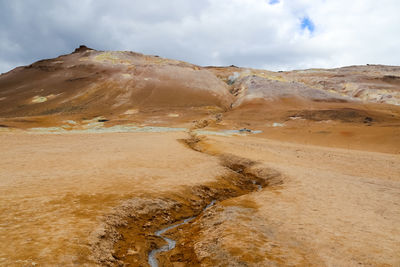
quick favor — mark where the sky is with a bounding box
[0,0,399,73]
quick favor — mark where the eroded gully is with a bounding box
[148,200,216,267]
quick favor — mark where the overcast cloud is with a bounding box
[0,0,399,73]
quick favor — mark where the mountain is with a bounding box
[0,46,400,129]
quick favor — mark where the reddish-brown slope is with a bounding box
[0,46,233,121]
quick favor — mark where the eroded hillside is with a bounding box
[1,46,400,129]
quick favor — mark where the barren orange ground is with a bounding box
[0,127,399,266]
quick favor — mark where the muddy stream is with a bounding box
[147,180,263,266]
[148,200,217,267]
[92,137,281,266]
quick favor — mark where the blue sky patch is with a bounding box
[269,0,280,5]
[301,17,315,32]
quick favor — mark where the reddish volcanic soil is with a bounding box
[0,47,399,266]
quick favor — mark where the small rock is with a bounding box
[363,117,373,123]
[127,249,138,255]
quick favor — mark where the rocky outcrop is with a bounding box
[73,45,94,53]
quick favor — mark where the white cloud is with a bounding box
[0,0,399,73]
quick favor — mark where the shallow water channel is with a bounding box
[148,200,216,267]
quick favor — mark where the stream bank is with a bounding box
[89,136,282,266]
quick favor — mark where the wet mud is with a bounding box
[89,134,282,266]
[148,200,216,267]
